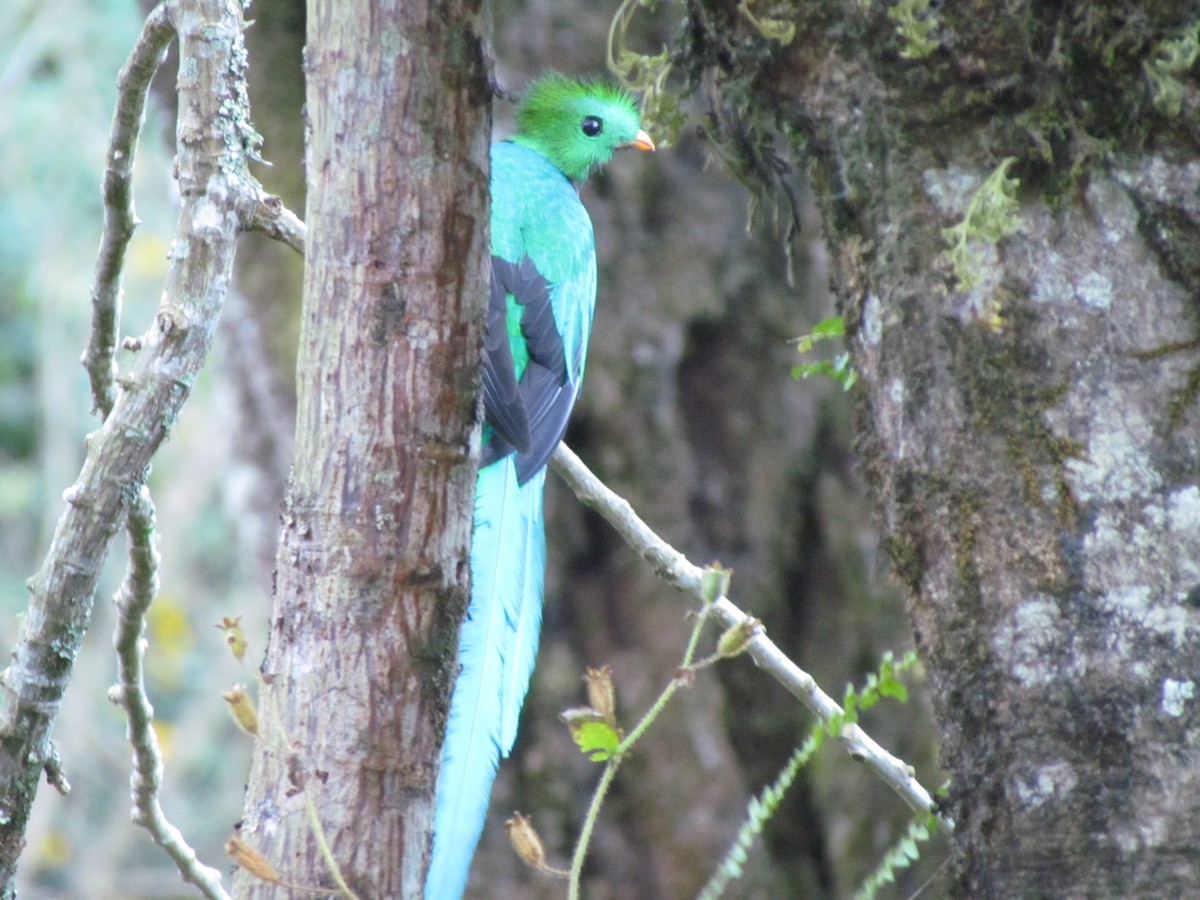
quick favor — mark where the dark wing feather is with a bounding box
[511,255,575,481]
[511,256,563,379]
[512,366,579,483]
[481,255,578,484]
[481,257,532,460]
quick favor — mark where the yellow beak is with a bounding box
[624,129,656,152]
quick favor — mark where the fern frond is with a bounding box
[854,810,938,900]
[696,729,824,900]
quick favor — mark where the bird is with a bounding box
[426,74,654,900]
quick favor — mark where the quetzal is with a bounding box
[426,75,654,899]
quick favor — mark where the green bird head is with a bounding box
[514,74,655,181]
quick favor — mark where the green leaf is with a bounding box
[877,653,910,701]
[811,315,845,337]
[942,157,1021,289]
[562,708,621,761]
[826,711,846,737]
[878,678,909,703]
[841,685,860,725]
[793,316,845,354]
[831,352,859,390]
[792,317,857,390]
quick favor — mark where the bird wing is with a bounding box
[480,256,533,458]
[481,149,596,484]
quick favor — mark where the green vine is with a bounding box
[606,0,686,145]
[699,650,923,897]
[697,730,824,900]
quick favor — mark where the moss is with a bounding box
[1143,22,1200,116]
[885,532,925,595]
[945,311,1083,531]
[947,487,983,600]
[660,0,1199,242]
[942,158,1022,290]
[420,583,471,727]
[887,0,941,60]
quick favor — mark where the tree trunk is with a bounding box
[236,0,491,895]
[739,1,1200,895]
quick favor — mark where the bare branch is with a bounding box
[111,487,231,900]
[549,443,951,831]
[244,190,306,255]
[83,1,174,418]
[41,743,70,797]
[0,0,265,885]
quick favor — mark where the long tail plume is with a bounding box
[426,461,547,900]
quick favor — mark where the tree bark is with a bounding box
[694,1,1200,895]
[235,0,491,896]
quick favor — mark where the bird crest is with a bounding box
[514,73,654,181]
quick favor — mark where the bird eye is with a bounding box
[581,116,603,137]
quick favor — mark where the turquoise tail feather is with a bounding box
[426,458,546,900]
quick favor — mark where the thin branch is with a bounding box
[244,190,306,256]
[568,759,619,900]
[83,1,174,418]
[302,789,361,900]
[89,6,241,897]
[112,487,231,900]
[549,443,952,832]
[41,743,70,797]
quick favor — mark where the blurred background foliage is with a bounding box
[2,0,943,896]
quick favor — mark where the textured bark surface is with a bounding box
[852,161,1200,897]
[235,0,491,896]
[727,1,1200,895]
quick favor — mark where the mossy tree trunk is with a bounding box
[678,1,1200,894]
[235,0,491,896]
